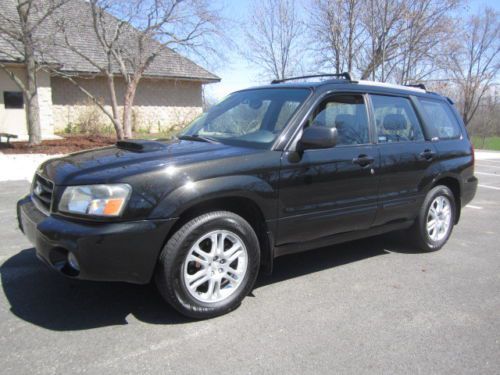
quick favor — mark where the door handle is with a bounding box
[353,154,375,167]
[419,149,435,161]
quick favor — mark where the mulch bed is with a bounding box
[0,135,117,154]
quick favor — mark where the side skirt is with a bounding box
[273,220,414,258]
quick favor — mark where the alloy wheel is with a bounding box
[426,195,452,242]
[182,230,248,303]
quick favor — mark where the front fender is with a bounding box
[149,175,278,220]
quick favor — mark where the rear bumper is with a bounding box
[17,195,176,284]
[461,175,478,207]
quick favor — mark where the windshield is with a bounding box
[180,88,311,149]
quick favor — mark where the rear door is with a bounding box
[277,93,380,245]
[369,94,438,226]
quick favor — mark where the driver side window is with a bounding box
[309,94,370,146]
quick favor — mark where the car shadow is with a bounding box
[0,248,190,330]
[0,233,418,331]
[256,231,419,288]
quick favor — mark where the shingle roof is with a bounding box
[0,0,220,82]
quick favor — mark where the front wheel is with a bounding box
[155,211,260,319]
[409,185,456,252]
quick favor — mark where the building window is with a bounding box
[3,92,24,109]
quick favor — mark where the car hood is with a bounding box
[39,139,260,185]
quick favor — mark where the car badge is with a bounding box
[34,183,43,195]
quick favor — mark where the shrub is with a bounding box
[65,99,114,136]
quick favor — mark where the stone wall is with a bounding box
[51,76,204,133]
[1,68,204,138]
[37,71,54,136]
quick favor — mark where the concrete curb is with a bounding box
[0,153,63,182]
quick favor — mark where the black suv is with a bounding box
[17,74,477,319]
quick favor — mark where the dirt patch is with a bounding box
[0,135,116,154]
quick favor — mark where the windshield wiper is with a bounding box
[177,134,220,144]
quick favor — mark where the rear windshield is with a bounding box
[418,98,462,140]
[180,88,311,149]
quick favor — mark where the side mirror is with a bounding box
[299,126,338,150]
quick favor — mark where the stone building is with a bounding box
[0,0,219,140]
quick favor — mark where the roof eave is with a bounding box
[52,68,220,83]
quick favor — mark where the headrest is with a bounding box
[383,114,406,131]
[335,114,355,129]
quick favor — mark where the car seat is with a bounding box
[382,113,408,142]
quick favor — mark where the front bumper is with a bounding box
[17,195,176,284]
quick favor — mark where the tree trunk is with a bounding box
[24,35,42,145]
[122,80,139,139]
[122,103,133,139]
[106,74,124,140]
[25,91,41,145]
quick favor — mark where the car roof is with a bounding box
[238,78,449,101]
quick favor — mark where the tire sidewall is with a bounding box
[160,213,260,318]
[419,185,456,251]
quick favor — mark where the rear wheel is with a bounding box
[155,211,260,319]
[409,185,456,252]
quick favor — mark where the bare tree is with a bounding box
[446,7,500,126]
[356,0,407,80]
[396,0,457,84]
[469,89,499,147]
[0,0,69,145]
[242,0,305,81]
[359,0,458,81]
[307,0,458,82]
[56,0,223,139]
[308,0,364,74]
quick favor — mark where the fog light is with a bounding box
[67,252,80,271]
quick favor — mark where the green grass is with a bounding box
[471,136,500,151]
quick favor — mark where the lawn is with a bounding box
[471,136,500,151]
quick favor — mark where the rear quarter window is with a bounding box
[418,98,462,140]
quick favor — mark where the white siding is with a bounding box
[0,67,54,140]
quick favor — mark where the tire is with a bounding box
[409,185,456,252]
[155,211,260,319]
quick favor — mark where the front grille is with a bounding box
[32,174,54,214]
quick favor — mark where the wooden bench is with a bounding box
[0,133,18,145]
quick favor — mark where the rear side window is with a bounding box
[418,98,462,140]
[371,95,424,143]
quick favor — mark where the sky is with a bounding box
[202,0,500,101]
[202,0,260,101]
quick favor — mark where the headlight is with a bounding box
[59,184,131,217]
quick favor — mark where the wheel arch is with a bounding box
[162,195,275,275]
[150,175,278,275]
[432,175,461,224]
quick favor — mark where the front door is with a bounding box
[277,93,380,245]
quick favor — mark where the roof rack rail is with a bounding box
[356,80,427,93]
[404,83,427,90]
[271,72,352,84]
